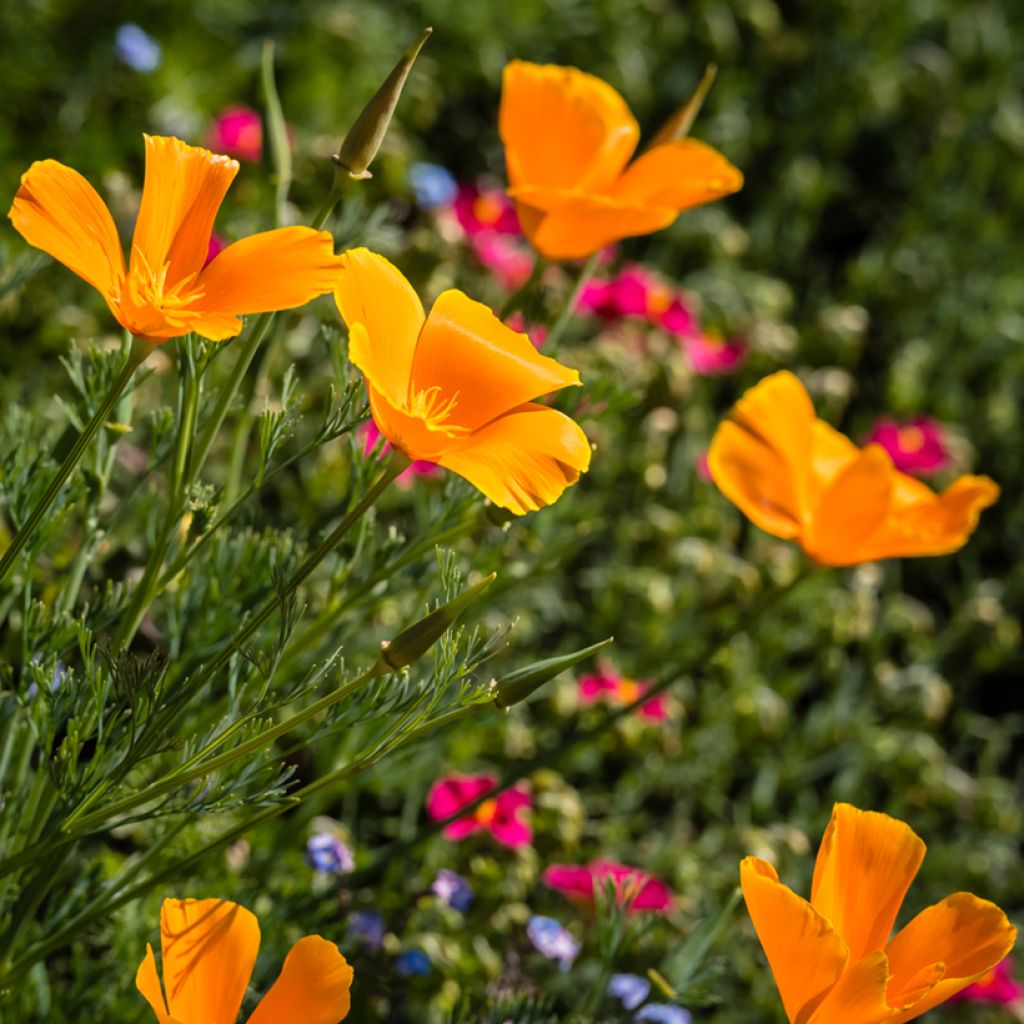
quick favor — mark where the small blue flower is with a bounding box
[396,948,431,976]
[408,162,457,209]
[635,1004,691,1024]
[527,915,579,971]
[610,973,652,1010]
[347,910,385,951]
[114,24,162,73]
[432,869,474,912]
[306,832,354,874]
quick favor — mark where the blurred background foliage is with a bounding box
[0,0,1021,1021]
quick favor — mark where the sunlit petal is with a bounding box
[247,936,353,1024]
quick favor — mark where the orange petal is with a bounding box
[8,159,126,297]
[707,371,816,540]
[334,248,424,406]
[500,61,639,194]
[131,135,238,285]
[740,857,849,1024]
[803,445,894,566]
[247,936,354,1024]
[806,951,898,1024]
[508,187,675,261]
[160,897,260,1024]
[613,139,743,210]
[194,226,342,318]
[810,420,860,492]
[136,944,182,1024]
[412,290,581,431]
[883,893,1017,1024]
[438,403,591,515]
[810,804,926,963]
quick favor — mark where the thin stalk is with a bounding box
[261,39,292,228]
[543,251,600,349]
[0,338,152,587]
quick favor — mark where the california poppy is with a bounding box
[8,134,341,342]
[707,371,998,565]
[741,803,1016,1024]
[136,897,353,1024]
[499,61,743,260]
[334,248,590,515]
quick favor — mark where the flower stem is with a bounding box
[0,337,152,588]
[543,251,601,349]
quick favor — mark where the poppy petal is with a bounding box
[335,248,424,406]
[806,951,897,1024]
[708,371,816,540]
[500,61,639,194]
[810,420,860,491]
[136,944,181,1024]
[809,804,926,964]
[159,898,260,1024]
[191,226,340,322]
[740,857,849,1024]
[412,290,581,432]
[247,936,353,1024]
[883,893,1017,1023]
[612,139,743,211]
[8,159,126,297]
[131,135,238,285]
[437,403,591,515]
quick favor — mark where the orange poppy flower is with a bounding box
[8,135,342,342]
[499,61,743,260]
[136,897,353,1024]
[334,248,591,515]
[741,803,1016,1024]
[707,371,998,565]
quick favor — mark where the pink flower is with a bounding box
[506,312,548,349]
[470,232,535,290]
[204,233,227,268]
[694,451,712,483]
[864,416,950,477]
[426,773,532,849]
[453,183,521,236]
[359,420,438,487]
[577,663,669,722]
[207,105,263,162]
[543,860,674,914]
[680,329,746,375]
[576,265,696,336]
[951,958,1022,1006]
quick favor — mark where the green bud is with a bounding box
[492,637,614,710]
[649,64,717,148]
[333,27,432,180]
[378,572,495,672]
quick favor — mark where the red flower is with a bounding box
[577,663,669,722]
[453,183,521,236]
[207,105,263,163]
[543,860,674,913]
[426,774,532,849]
[951,958,1022,1006]
[681,328,746,376]
[864,417,950,477]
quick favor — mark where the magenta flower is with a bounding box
[359,420,438,486]
[543,860,674,914]
[453,183,521,236]
[426,773,532,849]
[577,265,696,337]
[506,311,548,349]
[951,958,1022,1006]
[469,232,535,290]
[680,329,746,375]
[207,105,263,163]
[864,416,950,477]
[578,663,669,723]
[694,451,712,483]
[203,233,227,268]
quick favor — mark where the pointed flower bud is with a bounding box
[378,572,495,672]
[333,27,432,180]
[649,64,718,148]
[493,637,614,710]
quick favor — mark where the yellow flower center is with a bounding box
[646,285,674,317]
[475,798,498,825]
[897,425,926,453]
[115,247,204,335]
[472,194,504,226]
[407,385,468,434]
[618,680,642,703]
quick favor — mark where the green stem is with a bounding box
[543,251,601,349]
[0,338,152,588]
[261,39,292,228]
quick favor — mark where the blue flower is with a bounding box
[347,910,385,951]
[306,832,354,874]
[114,24,162,73]
[408,162,457,209]
[432,869,474,912]
[396,948,432,976]
[609,973,652,1010]
[635,1004,691,1024]
[527,915,579,971]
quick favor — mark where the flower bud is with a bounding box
[493,637,614,710]
[333,27,432,180]
[378,572,495,672]
[649,64,717,148]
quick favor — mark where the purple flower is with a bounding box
[409,163,458,209]
[635,1005,691,1024]
[306,833,354,874]
[347,910,385,951]
[527,915,579,971]
[114,24,162,73]
[432,869,474,912]
[609,973,651,1010]
[396,948,432,976]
